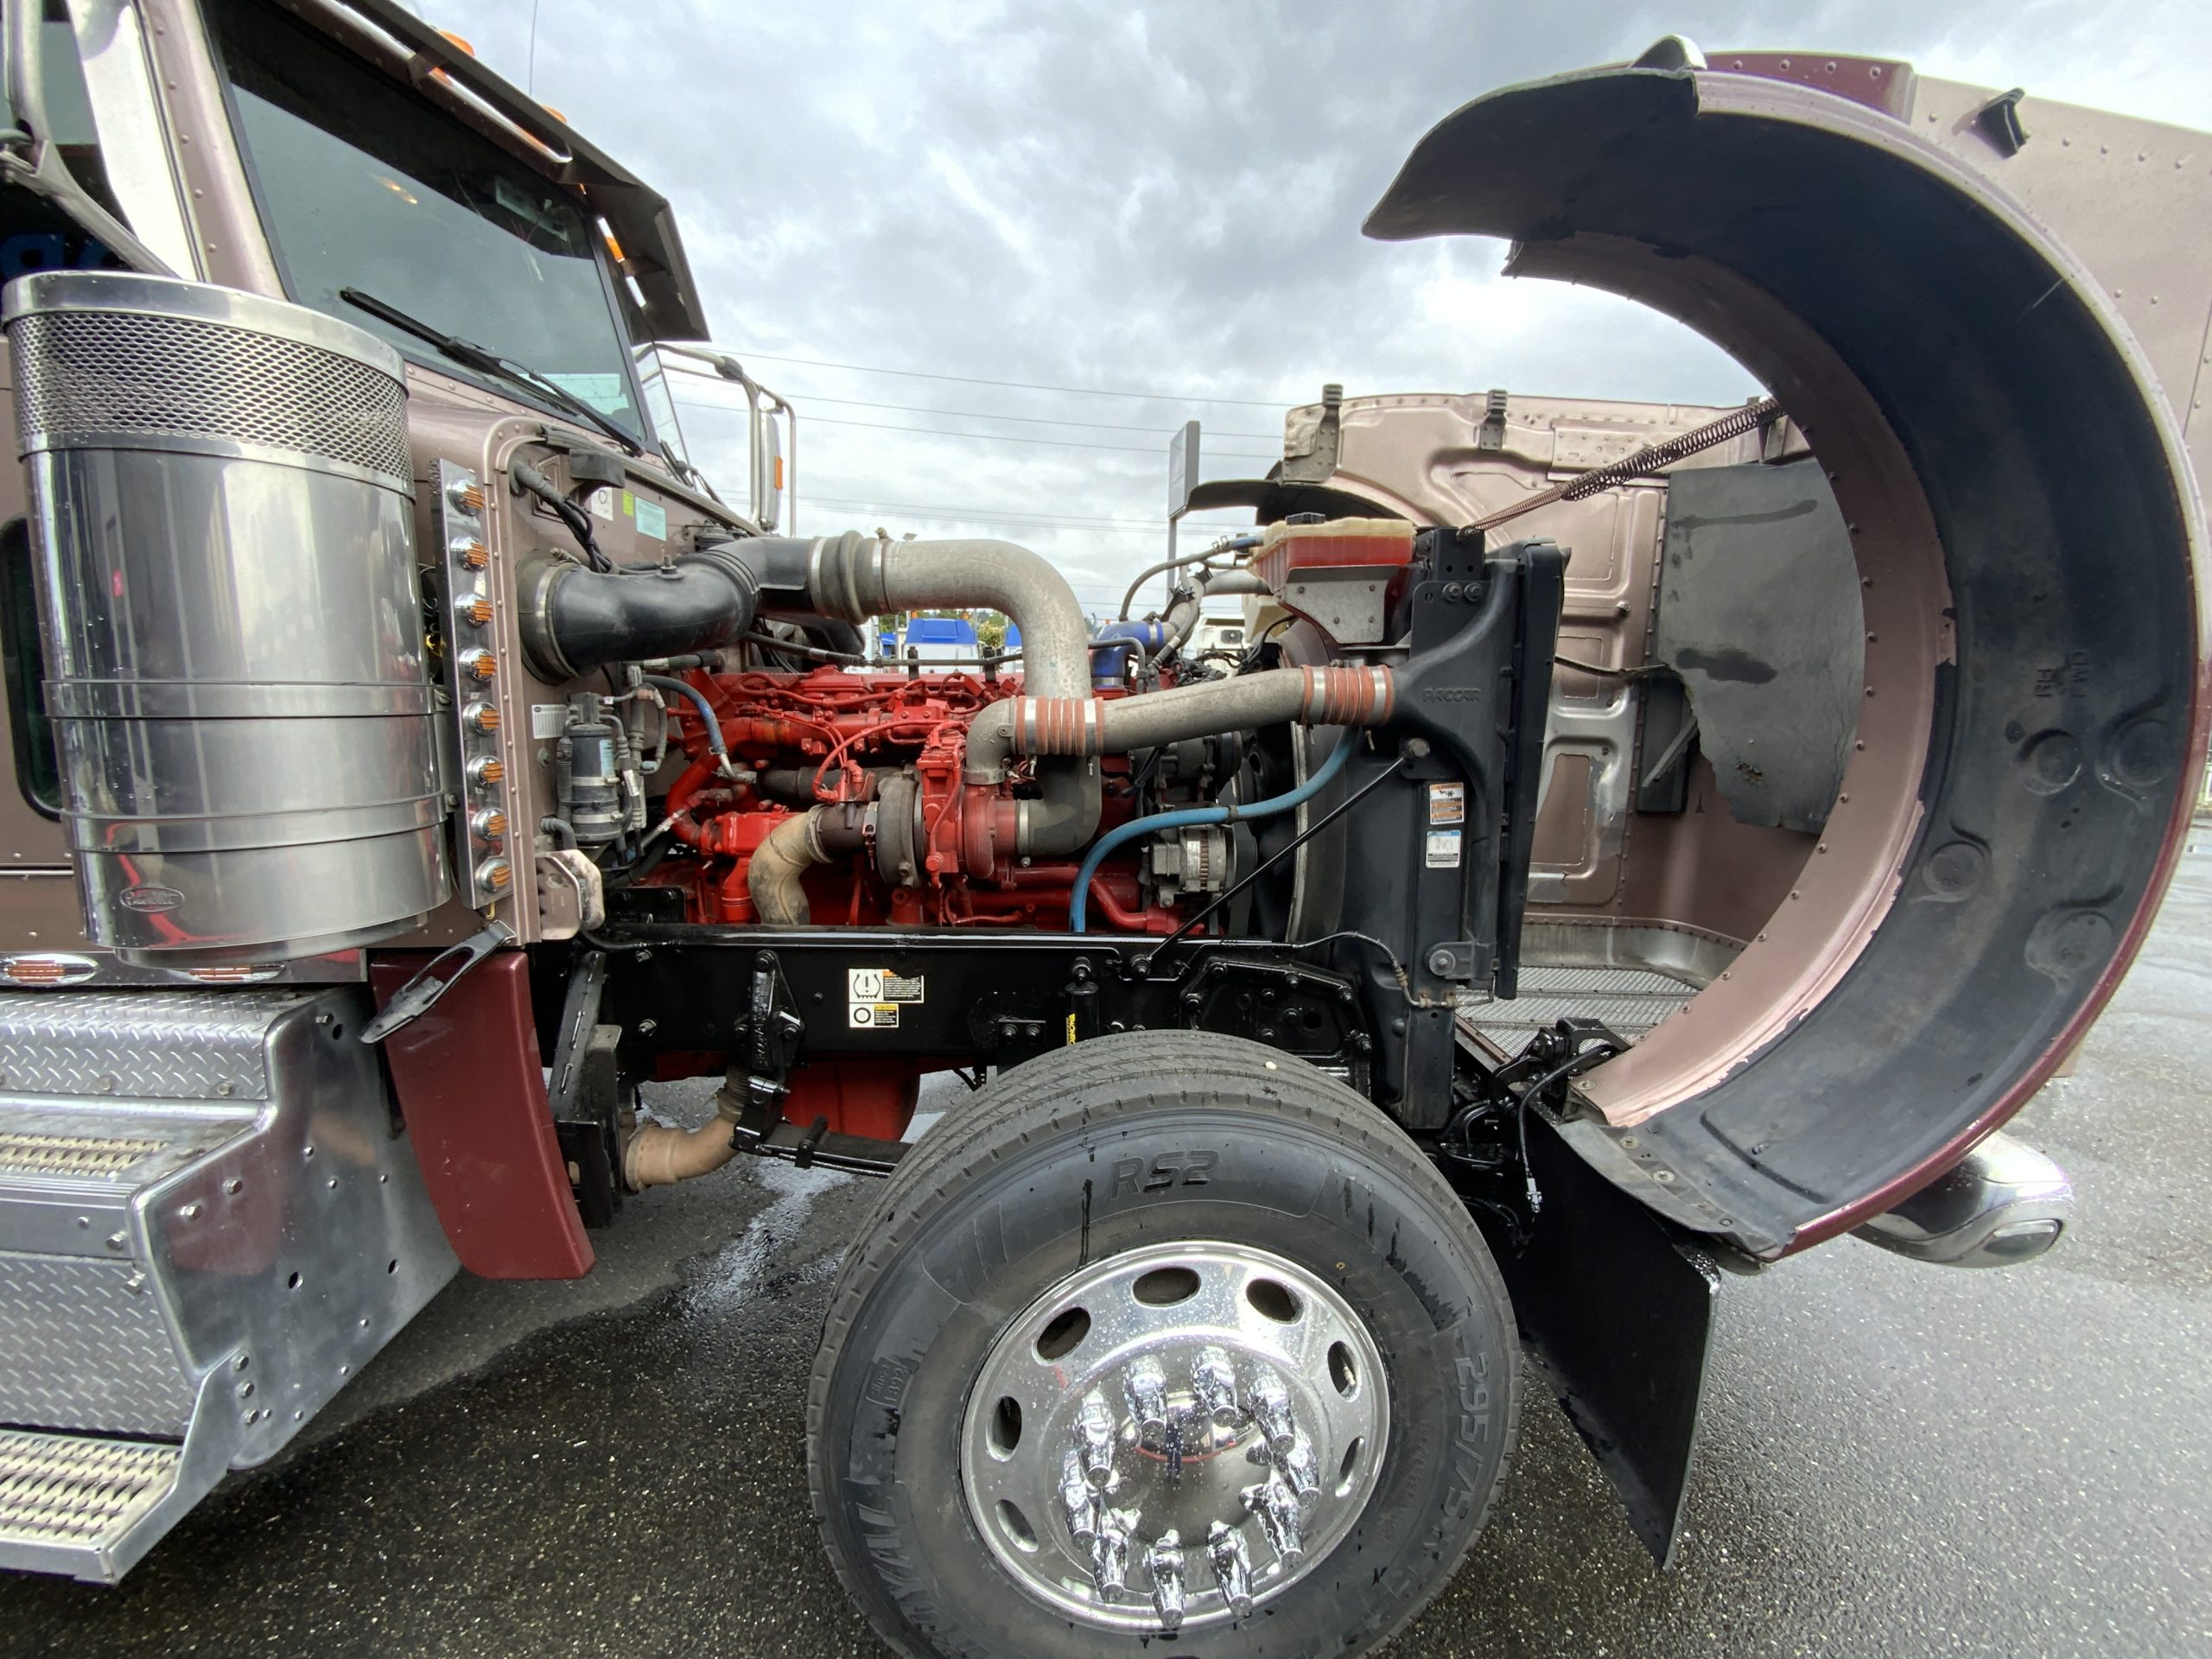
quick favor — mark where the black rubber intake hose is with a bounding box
[517,545,760,681]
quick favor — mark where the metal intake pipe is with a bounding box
[522,528,1092,701]
[969,664,1395,768]
[1160,567,1268,655]
[806,530,1103,854]
[802,531,1092,701]
[963,663,1393,860]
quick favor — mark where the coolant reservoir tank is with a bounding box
[3,272,449,964]
[1249,517,1416,645]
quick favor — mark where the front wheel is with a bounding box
[807,1032,1520,1657]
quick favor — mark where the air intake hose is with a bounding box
[516,544,760,681]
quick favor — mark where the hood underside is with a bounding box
[1363,53,2209,1255]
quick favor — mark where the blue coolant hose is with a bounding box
[1070,728,1355,932]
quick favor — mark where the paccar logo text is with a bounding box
[118,885,184,913]
[1420,686,1483,702]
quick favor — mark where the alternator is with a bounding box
[1149,826,1231,905]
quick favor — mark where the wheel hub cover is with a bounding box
[959,1239,1389,1634]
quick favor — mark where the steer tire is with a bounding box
[806,1031,1519,1657]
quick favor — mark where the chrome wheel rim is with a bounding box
[959,1239,1389,1635]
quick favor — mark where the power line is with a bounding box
[806,506,1162,541]
[804,500,1173,546]
[708,349,1303,410]
[818,518,1154,542]
[801,414,1276,460]
[674,400,1278,460]
[800,490,1267,531]
[675,385,1281,443]
[804,495,1175,531]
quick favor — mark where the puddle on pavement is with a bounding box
[683,1158,855,1316]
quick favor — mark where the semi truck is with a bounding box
[0,9,2203,1657]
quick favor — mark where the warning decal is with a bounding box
[849,968,923,1030]
[849,969,925,1002]
[1427,782,1465,826]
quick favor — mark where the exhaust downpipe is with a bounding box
[623,1117,741,1189]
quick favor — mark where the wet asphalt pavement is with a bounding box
[6,861,2211,1657]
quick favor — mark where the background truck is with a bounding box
[0,10,2202,1657]
[900,613,982,666]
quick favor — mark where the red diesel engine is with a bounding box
[638,666,1172,934]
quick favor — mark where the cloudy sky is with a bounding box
[421,0,2210,618]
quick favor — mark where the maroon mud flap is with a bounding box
[371,951,594,1279]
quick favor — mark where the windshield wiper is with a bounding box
[340,287,644,458]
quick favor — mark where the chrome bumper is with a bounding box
[1853,1130,2072,1268]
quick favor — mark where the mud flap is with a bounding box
[1481,1115,1721,1567]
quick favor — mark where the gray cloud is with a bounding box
[429,0,2209,612]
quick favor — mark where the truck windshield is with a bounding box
[209,0,646,442]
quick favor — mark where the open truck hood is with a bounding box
[1364,47,2209,1257]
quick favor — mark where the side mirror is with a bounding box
[758,410,784,533]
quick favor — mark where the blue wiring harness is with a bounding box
[1069,729,1355,932]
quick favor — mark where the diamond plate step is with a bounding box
[0,1131,167,1179]
[0,986,459,1585]
[1463,963,1701,1046]
[0,989,297,1101]
[0,1103,247,1197]
[0,1429,181,1573]
[0,1103,260,1440]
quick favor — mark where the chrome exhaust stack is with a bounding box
[1853,1130,2073,1268]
